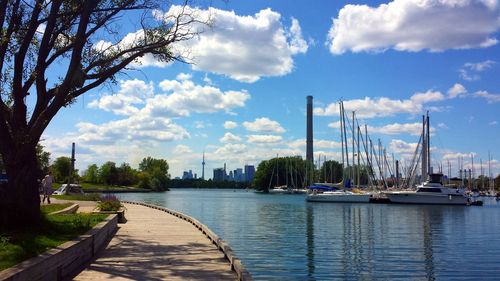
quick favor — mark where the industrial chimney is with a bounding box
[306,95,313,164]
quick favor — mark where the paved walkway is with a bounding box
[73,203,237,280]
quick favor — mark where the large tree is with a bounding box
[0,0,208,228]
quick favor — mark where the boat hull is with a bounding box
[385,192,469,205]
[306,193,371,203]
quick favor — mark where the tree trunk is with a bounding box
[0,145,41,230]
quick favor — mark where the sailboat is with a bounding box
[384,113,470,205]
[306,101,372,203]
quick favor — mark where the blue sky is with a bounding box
[40,0,500,179]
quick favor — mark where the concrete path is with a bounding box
[73,203,237,281]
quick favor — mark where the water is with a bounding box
[116,189,500,280]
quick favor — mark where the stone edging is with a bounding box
[49,203,79,215]
[0,215,117,281]
[122,200,253,281]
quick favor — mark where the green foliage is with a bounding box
[496,175,500,189]
[97,195,122,211]
[0,213,106,270]
[98,161,118,185]
[253,156,314,191]
[138,157,170,191]
[116,163,139,186]
[84,162,139,186]
[82,164,99,183]
[36,144,51,179]
[318,160,343,183]
[52,193,101,201]
[51,157,74,182]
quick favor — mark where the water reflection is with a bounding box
[117,191,500,280]
[304,203,466,280]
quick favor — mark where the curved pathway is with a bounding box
[73,203,237,280]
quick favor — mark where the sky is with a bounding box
[40,0,500,180]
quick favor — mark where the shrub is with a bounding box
[97,194,122,211]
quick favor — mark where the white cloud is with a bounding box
[150,79,250,117]
[247,135,283,144]
[220,132,242,143]
[173,144,192,154]
[314,90,445,118]
[288,17,308,54]
[389,139,418,155]
[76,114,190,143]
[213,143,247,155]
[327,0,500,55]
[93,30,172,68]
[176,73,192,81]
[368,122,430,136]
[158,7,308,82]
[459,60,496,81]
[223,121,238,129]
[447,83,467,98]
[89,79,154,115]
[464,60,496,72]
[489,121,498,125]
[473,90,500,103]
[243,117,286,133]
[288,138,342,149]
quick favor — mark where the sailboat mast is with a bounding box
[342,102,350,179]
[489,151,492,189]
[421,115,427,182]
[340,102,345,181]
[426,113,431,174]
[352,111,355,184]
[357,125,360,187]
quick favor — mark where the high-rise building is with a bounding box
[213,168,225,182]
[234,168,243,182]
[244,165,255,182]
[182,170,193,180]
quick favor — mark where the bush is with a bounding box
[97,194,122,211]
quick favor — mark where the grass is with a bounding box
[0,212,107,271]
[52,193,101,201]
[40,203,73,215]
[52,182,141,191]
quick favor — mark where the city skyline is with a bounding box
[38,0,500,179]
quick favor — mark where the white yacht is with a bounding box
[306,189,372,203]
[384,173,470,205]
[269,186,292,194]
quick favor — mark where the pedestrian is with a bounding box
[42,171,53,204]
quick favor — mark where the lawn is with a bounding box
[0,212,107,271]
[40,203,73,215]
[52,193,101,201]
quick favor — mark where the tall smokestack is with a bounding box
[306,95,313,164]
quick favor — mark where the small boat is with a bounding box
[269,185,292,194]
[306,188,372,203]
[384,173,470,205]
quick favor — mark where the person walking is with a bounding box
[42,171,54,204]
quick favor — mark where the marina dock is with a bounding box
[73,202,240,280]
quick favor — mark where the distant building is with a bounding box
[182,170,193,180]
[228,171,234,181]
[234,168,243,182]
[213,168,225,182]
[244,165,255,182]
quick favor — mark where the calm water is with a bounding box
[117,189,500,280]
